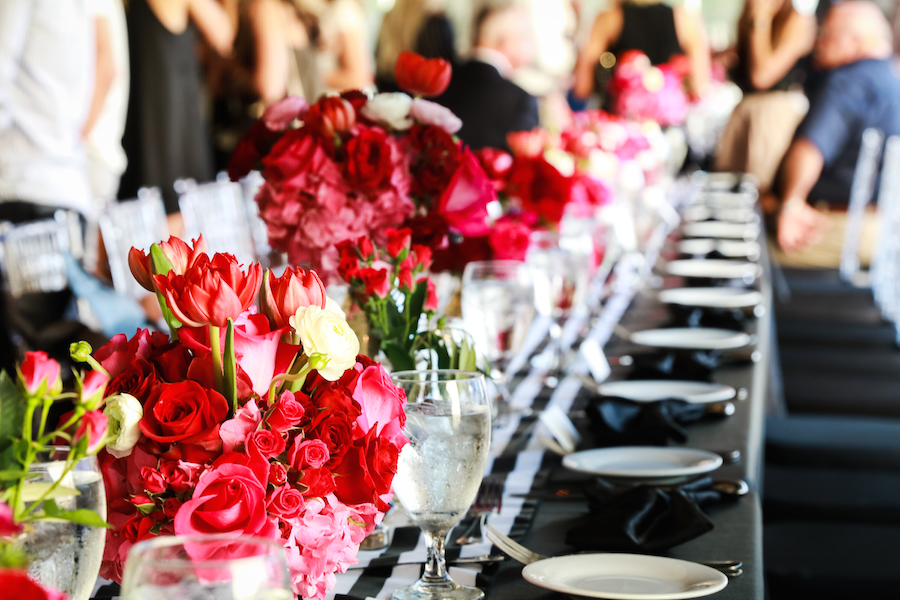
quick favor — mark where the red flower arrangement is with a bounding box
[608,50,688,126]
[228,52,497,282]
[98,236,408,599]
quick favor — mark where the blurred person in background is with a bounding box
[310,0,373,91]
[118,0,234,220]
[375,0,457,92]
[777,1,900,264]
[715,0,817,194]
[435,3,539,151]
[573,0,710,105]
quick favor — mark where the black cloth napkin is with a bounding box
[564,477,732,552]
[585,395,711,446]
[666,305,748,332]
[626,350,725,382]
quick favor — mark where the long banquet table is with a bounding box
[327,200,772,600]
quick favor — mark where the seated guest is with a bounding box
[573,0,711,104]
[435,3,539,151]
[777,1,900,263]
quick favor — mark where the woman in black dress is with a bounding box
[572,0,710,103]
[118,0,234,215]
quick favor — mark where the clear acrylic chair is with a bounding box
[99,188,169,299]
[870,136,900,319]
[840,128,884,284]
[240,170,272,266]
[178,175,257,266]
[0,213,72,298]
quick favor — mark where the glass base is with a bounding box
[392,577,484,600]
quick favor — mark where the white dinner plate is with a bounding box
[665,259,761,280]
[677,239,761,259]
[682,206,757,224]
[658,287,764,309]
[704,173,740,191]
[598,380,736,404]
[681,221,759,240]
[523,554,729,600]
[562,447,723,480]
[696,192,757,209]
[629,327,751,350]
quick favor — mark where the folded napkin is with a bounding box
[564,477,732,552]
[667,305,748,332]
[626,350,724,382]
[586,395,711,446]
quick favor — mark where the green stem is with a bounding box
[37,398,52,441]
[209,325,224,394]
[20,451,78,520]
[267,362,313,404]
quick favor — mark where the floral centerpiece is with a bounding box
[228,52,498,282]
[93,236,408,599]
[608,50,688,126]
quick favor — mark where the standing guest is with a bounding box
[715,0,817,192]
[315,0,374,92]
[118,0,235,217]
[0,0,95,372]
[435,3,539,151]
[375,0,457,92]
[573,0,710,104]
[777,1,900,265]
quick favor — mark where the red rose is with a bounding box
[288,438,330,470]
[420,277,439,312]
[246,429,286,460]
[411,244,433,270]
[261,128,318,184]
[0,569,67,600]
[398,266,413,291]
[148,342,192,383]
[308,412,353,469]
[267,390,307,432]
[475,147,514,186]
[333,428,399,511]
[395,51,452,97]
[139,381,229,451]
[123,513,156,543]
[489,217,532,261]
[507,128,547,158]
[267,485,306,519]
[298,467,336,498]
[338,254,361,281]
[506,157,573,226]
[95,329,161,380]
[19,351,61,396]
[307,96,356,139]
[0,502,21,538]
[344,126,394,190]
[357,236,375,260]
[385,227,412,258]
[174,463,277,540]
[106,361,157,402]
[159,461,193,494]
[410,125,460,197]
[269,462,288,486]
[360,267,390,298]
[163,497,182,518]
[438,149,496,237]
[139,467,166,494]
[260,266,327,329]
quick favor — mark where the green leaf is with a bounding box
[381,341,416,372]
[0,469,26,481]
[434,337,452,369]
[43,503,110,529]
[19,483,80,503]
[0,371,25,454]
[407,281,427,336]
[385,297,403,339]
[224,319,238,414]
[459,338,478,372]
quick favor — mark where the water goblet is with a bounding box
[389,370,492,600]
[526,230,592,386]
[120,535,292,600]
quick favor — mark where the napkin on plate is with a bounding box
[666,305,748,332]
[564,477,731,552]
[626,350,722,382]
[585,395,710,446]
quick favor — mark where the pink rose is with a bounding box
[139,467,166,494]
[438,150,496,237]
[352,365,408,448]
[79,370,109,408]
[422,277,439,313]
[246,429,287,460]
[267,485,306,519]
[19,351,61,396]
[267,391,307,432]
[175,463,278,540]
[262,96,309,131]
[489,217,532,261]
[75,411,108,454]
[289,438,330,470]
[410,99,462,134]
[219,400,262,452]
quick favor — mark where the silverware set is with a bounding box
[455,475,505,546]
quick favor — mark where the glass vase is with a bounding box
[20,449,107,600]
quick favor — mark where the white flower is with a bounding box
[409,99,462,134]
[103,394,143,458]
[291,304,360,381]
[543,148,575,177]
[362,93,413,130]
[324,296,346,319]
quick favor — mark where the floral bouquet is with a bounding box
[0,501,68,600]
[94,235,408,599]
[228,52,498,282]
[608,50,688,127]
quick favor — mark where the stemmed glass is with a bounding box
[526,230,592,386]
[120,535,292,600]
[461,261,535,408]
[389,370,492,600]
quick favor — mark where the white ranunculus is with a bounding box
[103,394,143,458]
[362,93,413,130]
[291,305,360,381]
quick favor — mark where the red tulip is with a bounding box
[507,128,547,158]
[395,51,452,98]
[19,351,61,397]
[260,266,327,329]
[154,253,262,328]
[385,228,412,258]
[307,96,356,138]
[128,236,208,292]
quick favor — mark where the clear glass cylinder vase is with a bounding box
[20,449,107,600]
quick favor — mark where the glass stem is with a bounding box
[422,530,451,583]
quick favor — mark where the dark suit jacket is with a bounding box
[434,60,539,151]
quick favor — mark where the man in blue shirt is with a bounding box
[777,1,900,258]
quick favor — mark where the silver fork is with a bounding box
[456,476,504,545]
[485,524,743,576]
